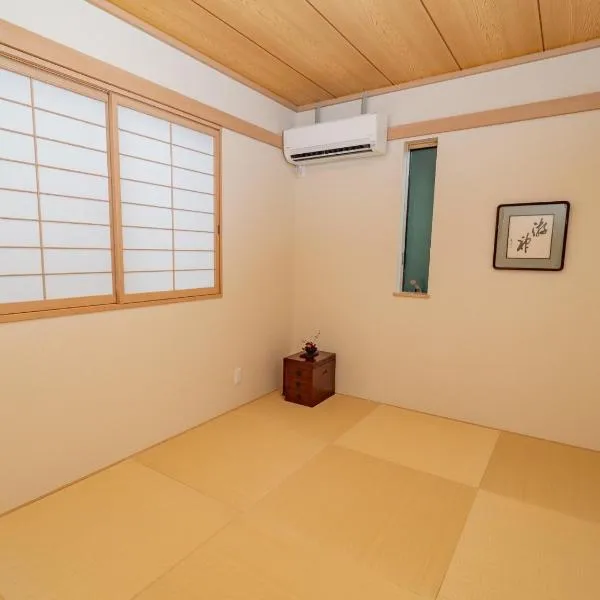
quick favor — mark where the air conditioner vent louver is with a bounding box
[290,144,372,161]
[284,114,387,166]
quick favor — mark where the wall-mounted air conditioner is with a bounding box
[283,113,387,165]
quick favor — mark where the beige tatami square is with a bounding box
[481,432,600,522]
[0,461,233,600]
[235,392,378,443]
[337,405,499,486]
[4,393,599,600]
[135,410,324,509]
[249,445,475,598]
[135,517,418,600]
[439,491,600,600]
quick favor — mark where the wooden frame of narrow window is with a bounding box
[394,138,437,299]
[0,57,222,324]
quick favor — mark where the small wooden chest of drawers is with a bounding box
[283,351,336,407]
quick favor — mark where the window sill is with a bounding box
[393,291,430,299]
[0,292,222,325]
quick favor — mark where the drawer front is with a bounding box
[285,376,310,394]
[284,382,314,407]
[285,362,313,382]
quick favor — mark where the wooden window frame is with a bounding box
[0,58,222,324]
[394,138,437,299]
[111,95,221,305]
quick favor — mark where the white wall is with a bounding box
[0,0,295,133]
[0,130,295,515]
[295,46,600,127]
[2,0,600,514]
[292,110,600,451]
[0,0,296,514]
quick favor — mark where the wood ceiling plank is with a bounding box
[539,0,600,49]
[106,0,333,105]
[307,0,459,83]
[191,0,392,97]
[421,0,543,68]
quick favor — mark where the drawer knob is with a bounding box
[295,381,301,387]
[323,369,328,375]
[296,370,302,376]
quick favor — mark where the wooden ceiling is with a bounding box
[99,0,600,108]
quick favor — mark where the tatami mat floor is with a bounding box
[1,392,600,599]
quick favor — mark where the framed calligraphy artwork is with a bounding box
[493,201,570,271]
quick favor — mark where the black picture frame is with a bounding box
[493,201,570,271]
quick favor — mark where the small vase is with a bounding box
[302,348,319,360]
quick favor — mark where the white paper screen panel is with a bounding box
[175,231,214,251]
[173,189,214,213]
[0,65,113,308]
[0,276,44,303]
[42,223,111,249]
[0,99,33,134]
[37,139,108,176]
[44,249,112,274]
[175,251,214,270]
[0,191,38,219]
[175,270,214,290]
[32,81,106,125]
[0,248,42,276]
[120,155,170,186]
[121,203,172,229]
[0,69,31,104]
[125,271,173,294]
[35,110,107,151]
[172,145,213,174]
[0,160,37,192]
[122,227,172,250]
[45,273,112,299]
[40,196,110,225]
[118,105,216,295]
[120,180,171,208]
[119,131,170,164]
[0,130,36,163]
[124,250,172,272]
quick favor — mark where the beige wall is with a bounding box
[0,131,294,514]
[2,0,600,517]
[0,0,294,132]
[292,110,600,451]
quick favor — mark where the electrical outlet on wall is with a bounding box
[234,367,243,386]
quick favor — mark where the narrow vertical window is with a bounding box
[400,143,438,294]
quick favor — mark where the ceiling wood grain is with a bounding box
[539,0,600,49]
[191,0,391,97]
[307,0,459,83]
[102,0,600,108]
[107,0,333,105]
[421,0,543,68]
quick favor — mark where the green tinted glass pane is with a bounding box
[402,147,437,293]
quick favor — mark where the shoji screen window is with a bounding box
[116,100,220,301]
[0,62,113,315]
